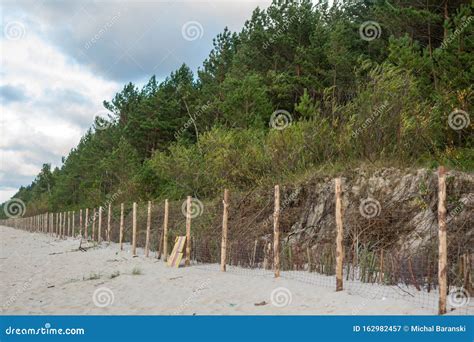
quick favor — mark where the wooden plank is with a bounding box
[221,189,229,272]
[273,185,280,278]
[438,166,447,315]
[145,201,151,257]
[167,236,187,268]
[335,178,344,291]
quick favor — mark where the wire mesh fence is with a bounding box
[1,169,472,315]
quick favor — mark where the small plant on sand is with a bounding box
[131,267,142,275]
[110,271,120,279]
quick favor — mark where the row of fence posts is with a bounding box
[0,167,451,314]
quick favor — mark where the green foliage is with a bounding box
[2,0,472,218]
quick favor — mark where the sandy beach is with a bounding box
[0,225,438,315]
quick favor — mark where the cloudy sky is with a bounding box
[0,0,272,202]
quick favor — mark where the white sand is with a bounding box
[0,225,436,315]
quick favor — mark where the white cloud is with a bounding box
[0,0,274,203]
[0,188,17,203]
[1,25,121,201]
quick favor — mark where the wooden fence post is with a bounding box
[335,177,344,292]
[438,166,447,315]
[59,212,62,238]
[163,199,169,261]
[185,196,192,266]
[119,203,124,250]
[462,253,472,295]
[84,208,89,240]
[107,204,111,243]
[92,208,97,241]
[132,202,137,256]
[79,209,83,237]
[145,201,151,257]
[273,185,280,278]
[221,189,229,272]
[99,206,103,243]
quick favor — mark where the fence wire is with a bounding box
[2,172,472,315]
